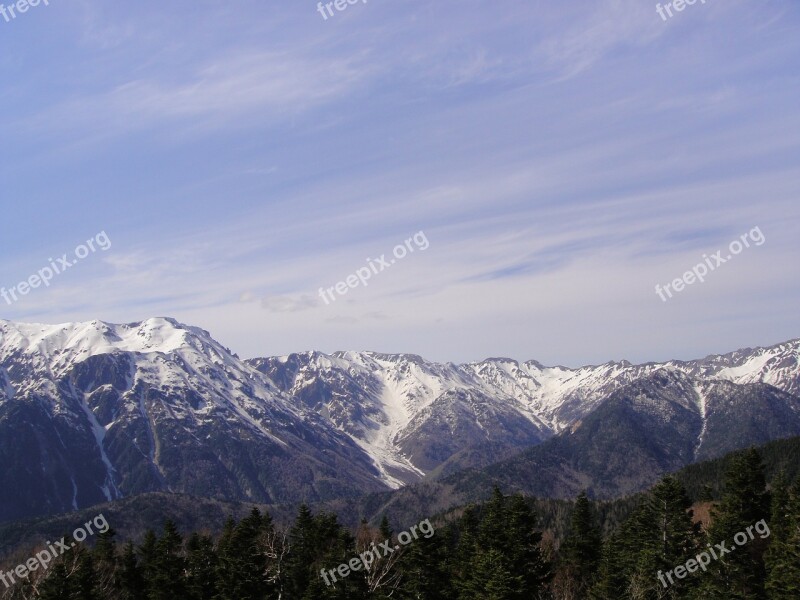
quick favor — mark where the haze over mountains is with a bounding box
[0,317,798,523]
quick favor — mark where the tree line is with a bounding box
[1,448,798,599]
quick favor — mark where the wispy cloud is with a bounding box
[0,0,798,366]
[18,51,369,139]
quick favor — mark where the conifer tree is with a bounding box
[456,487,550,599]
[589,476,699,599]
[768,471,790,540]
[214,516,237,599]
[37,561,72,600]
[185,533,218,600]
[395,519,452,600]
[700,484,715,503]
[93,527,118,598]
[462,548,521,600]
[137,529,158,600]
[285,504,317,599]
[561,490,602,594]
[698,448,770,599]
[588,527,628,600]
[216,508,271,600]
[119,540,146,600]
[148,520,187,600]
[72,547,99,600]
[378,514,392,540]
[765,477,800,598]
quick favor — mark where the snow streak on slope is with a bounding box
[252,339,800,481]
[692,382,709,460]
[0,318,389,520]
[2,317,798,495]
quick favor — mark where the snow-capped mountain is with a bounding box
[362,369,800,522]
[1,317,798,523]
[249,339,800,483]
[0,318,386,523]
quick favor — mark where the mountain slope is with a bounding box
[249,339,800,479]
[2,317,798,524]
[0,318,387,523]
[341,371,800,526]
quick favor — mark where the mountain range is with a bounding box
[0,317,798,523]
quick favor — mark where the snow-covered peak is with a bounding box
[0,317,246,380]
[3,317,797,492]
[0,317,200,359]
[707,339,800,394]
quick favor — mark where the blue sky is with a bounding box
[1,0,799,366]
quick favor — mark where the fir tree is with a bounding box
[456,487,550,599]
[37,561,72,600]
[72,547,99,600]
[395,520,452,600]
[216,508,271,600]
[148,520,187,600]
[589,476,699,599]
[93,527,118,598]
[285,504,317,599]
[378,514,392,540]
[698,448,770,599]
[561,490,602,594]
[765,477,800,598]
[119,540,146,600]
[185,533,218,600]
[137,529,158,599]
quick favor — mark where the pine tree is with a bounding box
[214,516,237,600]
[456,487,550,600]
[765,477,800,598]
[395,520,452,600]
[700,484,715,503]
[72,547,99,600]
[93,526,118,598]
[561,490,602,594]
[215,508,270,600]
[378,515,392,540]
[148,520,187,600]
[505,493,551,592]
[318,513,368,599]
[768,471,790,540]
[698,448,770,599]
[463,548,522,600]
[589,476,700,599]
[649,476,701,571]
[588,528,628,600]
[285,504,318,599]
[137,529,158,600]
[119,540,146,600]
[185,533,218,600]
[37,562,72,600]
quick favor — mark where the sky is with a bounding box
[1,0,799,366]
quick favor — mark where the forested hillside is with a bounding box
[2,444,799,599]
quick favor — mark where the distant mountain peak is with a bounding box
[1,317,798,524]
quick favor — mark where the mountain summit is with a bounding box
[1,318,798,522]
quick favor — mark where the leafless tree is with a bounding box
[261,529,289,600]
[355,523,403,597]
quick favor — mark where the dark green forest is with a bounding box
[1,446,799,599]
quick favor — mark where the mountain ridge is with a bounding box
[1,317,798,523]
